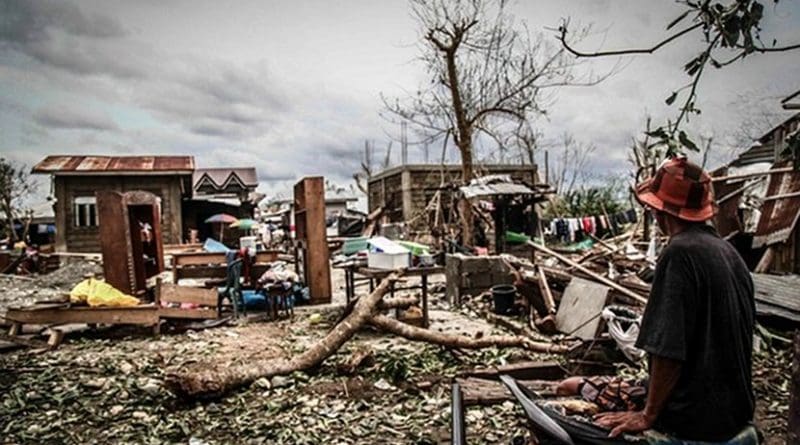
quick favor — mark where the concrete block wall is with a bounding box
[445,253,516,304]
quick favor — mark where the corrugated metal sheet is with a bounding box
[752,160,800,248]
[752,273,800,323]
[711,166,743,238]
[460,174,535,199]
[32,155,195,174]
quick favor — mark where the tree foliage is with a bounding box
[545,179,627,219]
[0,158,34,242]
[558,0,800,157]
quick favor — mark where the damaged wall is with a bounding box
[54,175,184,252]
[367,164,538,234]
[445,253,516,304]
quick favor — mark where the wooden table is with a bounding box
[341,266,444,328]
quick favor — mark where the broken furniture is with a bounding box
[554,277,612,340]
[343,266,444,328]
[96,190,165,297]
[293,176,332,304]
[5,303,160,346]
[171,250,279,283]
[155,279,218,321]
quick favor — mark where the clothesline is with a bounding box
[544,209,639,244]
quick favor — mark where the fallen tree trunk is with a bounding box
[378,295,419,310]
[165,271,403,399]
[370,314,573,354]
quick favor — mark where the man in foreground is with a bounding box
[595,157,756,441]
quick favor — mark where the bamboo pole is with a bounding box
[526,240,648,305]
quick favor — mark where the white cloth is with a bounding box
[601,307,645,362]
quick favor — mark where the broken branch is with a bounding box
[164,271,404,399]
[370,314,572,354]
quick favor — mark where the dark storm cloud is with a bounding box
[0,0,125,44]
[141,63,288,138]
[0,0,142,78]
[33,105,119,131]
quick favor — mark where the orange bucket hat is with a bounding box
[634,157,716,222]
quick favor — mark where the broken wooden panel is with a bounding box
[461,360,566,381]
[555,277,611,340]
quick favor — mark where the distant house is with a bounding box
[183,168,262,242]
[32,155,194,252]
[712,111,800,273]
[32,156,262,252]
[325,188,359,218]
[729,112,799,168]
[367,163,539,235]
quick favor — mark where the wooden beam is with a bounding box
[460,360,566,381]
[754,246,775,274]
[5,306,159,326]
[456,377,558,406]
[527,241,648,304]
[536,267,556,314]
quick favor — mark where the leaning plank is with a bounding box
[370,315,572,354]
[555,277,611,340]
[527,241,647,304]
[164,271,403,399]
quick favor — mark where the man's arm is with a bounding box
[595,355,682,437]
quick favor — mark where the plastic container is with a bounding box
[242,290,266,309]
[491,284,517,315]
[505,231,530,244]
[240,236,257,252]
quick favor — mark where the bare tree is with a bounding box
[550,132,597,196]
[0,158,34,243]
[558,0,800,156]
[384,0,599,245]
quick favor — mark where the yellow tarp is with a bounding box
[69,278,140,307]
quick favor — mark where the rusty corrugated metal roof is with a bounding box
[711,166,743,238]
[752,160,800,248]
[32,155,195,175]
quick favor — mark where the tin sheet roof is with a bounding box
[752,273,800,323]
[32,155,195,175]
[459,174,536,199]
[752,160,800,248]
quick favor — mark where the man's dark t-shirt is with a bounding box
[635,224,755,441]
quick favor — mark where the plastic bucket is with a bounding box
[491,284,517,315]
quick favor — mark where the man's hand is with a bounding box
[594,410,654,438]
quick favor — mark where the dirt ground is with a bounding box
[0,264,793,444]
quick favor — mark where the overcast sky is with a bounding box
[1,0,798,202]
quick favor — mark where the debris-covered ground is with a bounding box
[0,261,793,444]
[0,308,548,444]
[0,259,102,317]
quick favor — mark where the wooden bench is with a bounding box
[155,280,219,321]
[5,303,160,347]
[171,250,280,283]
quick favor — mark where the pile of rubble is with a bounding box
[0,258,102,318]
